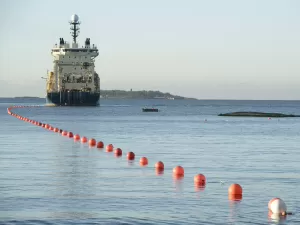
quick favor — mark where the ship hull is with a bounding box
[46,91,100,106]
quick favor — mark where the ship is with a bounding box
[46,14,100,106]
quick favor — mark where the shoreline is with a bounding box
[218,112,300,118]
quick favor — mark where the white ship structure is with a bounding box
[46,14,100,106]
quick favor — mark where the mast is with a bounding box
[69,14,80,43]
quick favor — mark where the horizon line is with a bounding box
[2,96,300,101]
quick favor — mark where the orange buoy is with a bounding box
[45,124,50,129]
[140,157,148,166]
[173,166,184,176]
[54,128,59,132]
[62,131,68,136]
[97,141,104,148]
[127,152,135,160]
[228,194,243,201]
[114,148,122,156]
[173,174,184,180]
[73,134,80,141]
[194,174,206,186]
[228,183,243,196]
[106,144,113,152]
[89,138,96,146]
[81,136,87,143]
[155,161,164,170]
[67,132,73,138]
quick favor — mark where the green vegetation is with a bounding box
[100,89,196,100]
[10,90,196,100]
[218,112,300,117]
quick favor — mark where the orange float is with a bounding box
[81,136,87,143]
[62,131,68,136]
[54,128,59,132]
[127,152,135,160]
[140,157,148,166]
[89,138,96,146]
[106,144,113,152]
[228,183,243,200]
[194,174,206,186]
[173,166,184,176]
[97,141,104,148]
[155,161,164,170]
[73,134,80,141]
[67,132,73,138]
[114,148,122,156]
[173,174,184,180]
[228,194,243,201]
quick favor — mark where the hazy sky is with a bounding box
[1,0,300,99]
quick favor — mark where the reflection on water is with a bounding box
[155,168,164,176]
[268,211,287,224]
[228,198,242,224]
[173,175,184,193]
[194,184,206,192]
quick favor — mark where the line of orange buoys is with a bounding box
[7,105,292,218]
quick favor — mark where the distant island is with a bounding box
[10,90,196,100]
[218,112,300,117]
[14,97,43,99]
[99,90,196,100]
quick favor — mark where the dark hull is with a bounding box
[46,91,100,106]
[142,108,159,112]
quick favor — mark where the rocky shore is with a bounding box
[218,112,300,117]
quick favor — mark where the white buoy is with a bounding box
[268,198,287,214]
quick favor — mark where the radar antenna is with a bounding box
[69,14,80,43]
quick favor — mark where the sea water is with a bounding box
[0,99,299,225]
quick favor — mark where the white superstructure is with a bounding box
[47,14,100,94]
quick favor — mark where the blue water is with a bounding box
[0,99,300,225]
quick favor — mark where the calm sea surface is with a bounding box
[0,99,299,225]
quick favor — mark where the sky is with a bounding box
[0,0,300,100]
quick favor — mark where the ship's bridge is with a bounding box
[51,41,99,58]
[47,14,100,95]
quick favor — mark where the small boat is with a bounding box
[142,108,159,112]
